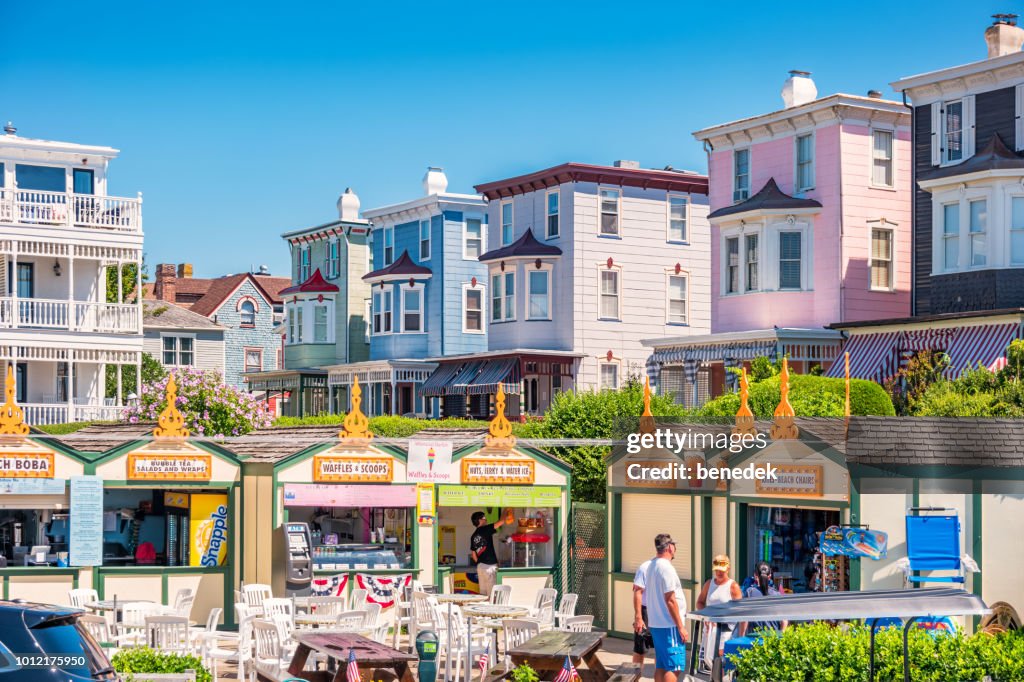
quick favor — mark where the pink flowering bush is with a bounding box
[122,367,272,438]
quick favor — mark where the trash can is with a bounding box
[416,630,440,682]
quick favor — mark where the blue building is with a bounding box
[325,167,488,417]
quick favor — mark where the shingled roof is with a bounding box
[363,251,432,281]
[37,422,154,454]
[479,228,563,263]
[918,133,1024,183]
[708,178,822,220]
[845,417,1024,468]
[143,300,225,330]
[230,426,487,463]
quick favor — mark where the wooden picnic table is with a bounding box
[506,631,608,682]
[276,631,417,682]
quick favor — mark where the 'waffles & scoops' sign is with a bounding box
[0,452,55,478]
[461,458,535,484]
[313,455,393,483]
[127,453,212,481]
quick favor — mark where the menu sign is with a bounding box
[438,485,561,507]
[313,455,393,483]
[127,453,212,481]
[460,458,535,484]
[70,476,103,566]
[0,452,55,478]
[755,464,823,497]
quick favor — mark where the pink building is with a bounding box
[645,72,912,405]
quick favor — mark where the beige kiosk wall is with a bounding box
[982,480,1024,615]
[857,478,913,590]
[242,465,275,587]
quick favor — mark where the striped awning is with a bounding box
[824,331,901,381]
[899,328,957,352]
[446,361,485,395]
[467,359,521,395]
[647,340,778,366]
[420,363,466,397]
[942,323,1022,378]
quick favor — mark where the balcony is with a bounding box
[23,402,125,425]
[0,298,140,334]
[0,188,141,233]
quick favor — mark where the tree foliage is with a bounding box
[697,373,895,418]
[106,352,165,399]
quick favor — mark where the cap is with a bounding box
[712,555,731,571]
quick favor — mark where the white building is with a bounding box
[0,124,143,424]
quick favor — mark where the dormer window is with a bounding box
[240,300,256,327]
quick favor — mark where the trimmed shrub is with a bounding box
[111,647,212,682]
[697,374,895,418]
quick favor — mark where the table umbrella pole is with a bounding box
[446,600,453,682]
[466,613,473,682]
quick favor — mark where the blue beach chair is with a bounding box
[905,509,964,585]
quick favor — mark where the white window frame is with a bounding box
[462,282,485,334]
[364,299,371,343]
[598,358,621,391]
[313,303,330,343]
[598,187,621,237]
[400,284,425,333]
[1011,194,1024,266]
[969,198,988,268]
[500,202,514,246]
[243,347,263,373]
[598,265,622,321]
[546,190,560,239]
[161,333,196,367]
[372,289,394,335]
[665,271,689,325]
[667,194,689,243]
[724,236,741,294]
[795,132,815,192]
[490,270,515,323]
[934,97,975,167]
[294,305,304,343]
[419,219,431,261]
[239,299,257,328]
[733,148,750,202]
[382,226,394,266]
[526,265,552,321]
[941,201,960,272]
[931,187,992,275]
[868,223,895,292]
[870,128,896,189]
[464,218,484,260]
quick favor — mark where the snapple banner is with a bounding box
[190,494,229,567]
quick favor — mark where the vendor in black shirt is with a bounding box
[470,510,507,598]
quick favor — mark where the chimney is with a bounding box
[613,160,640,169]
[867,89,883,99]
[985,14,1024,58]
[154,264,177,303]
[176,263,193,278]
[422,167,448,195]
[781,70,817,109]
[3,122,15,136]
[337,187,361,221]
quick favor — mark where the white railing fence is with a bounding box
[0,189,141,233]
[0,298,139,333]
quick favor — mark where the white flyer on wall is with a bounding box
[406,440,454,482]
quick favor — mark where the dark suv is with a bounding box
[0,600,117,680]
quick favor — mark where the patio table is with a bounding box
[506,631,608,682]
[463,604,530,659]
[268,631,417,682]
[84,599,156,623]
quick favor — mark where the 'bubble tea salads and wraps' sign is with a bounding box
[127,453,212,480]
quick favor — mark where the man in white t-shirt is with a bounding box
[644,533,689,682]
[632,556,654,664]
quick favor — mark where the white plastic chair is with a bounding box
[559,615,594,633]
[242,583,273,615]
[79,613,116,652]
[305,595,345,617]
[392,579,423,651]
[555,593,579,629]
[335,610,368,632]
[204,614,253,681]
[502,619,540,671]
[68,588,98,609]
[252,619,289,681]
[145,616,191,654]
[527,588,557,629]
[262,597,295,630]
[116,602,160,647]
[362,602,382,628]
[489,584,512,606]
[348,587,368,610]
[442,604,493,682]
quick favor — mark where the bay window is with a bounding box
[403,287,422,332]
[745,234,759,291]
[599,269,620,320]
[779,232,802,289]
[295,307,304,343]
[599,189,620,236]
[314,305,328,342]
[528,269,550,320]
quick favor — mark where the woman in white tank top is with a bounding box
[695,555,742,670]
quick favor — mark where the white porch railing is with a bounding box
[0,188,141,233]
[22,403,125,425]
[0,298,139,333]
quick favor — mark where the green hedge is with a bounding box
[111,648,212,682]
[731,623,1024,681]
[272,414,492,434]
[697,374,896,418]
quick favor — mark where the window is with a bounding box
[15,364,26,404]
[745,234,759,291]
[599,269,620,319]
[299,247,311,281]
[501,202,513,245]
[528,269,550,320]
[57,362,69,403]
[725,237,740,294]
[465,218,483,258]
[328,239,340,278]
[547,191,560,238]
[491,272,515,322]
[162,336,194,366]
[403,287,422,332]
[779,232,802,289]
[599,362,619,390]
[668,195,688,242]
[295,306,303,343]
[969,199,987,267]
[240,300,256,327]
[464,286,483,332]
[733,149,750,202]
[599,189,620,236]
[942,100,963,164]
[372,292,382,334]
[244,348,263,373]
[872,130,894,187]
[1012,197,1024,265]
[14,164,65,192]
[943,203,960,270]
[383,227,394,266]
[795,134,814,191]
[16,263,33,298]
[381,290,393,332]
[667,274,687,324]
[419,220,431,261]
[364,299,371,343]
[870,228,893,290]
[73,168,94,195]
[288,310,296,343]
[314,305,328,342]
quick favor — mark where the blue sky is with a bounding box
[2,1,1010,277]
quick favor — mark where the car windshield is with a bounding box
[28,614,116,679]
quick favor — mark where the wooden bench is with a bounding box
[607,663,642,682]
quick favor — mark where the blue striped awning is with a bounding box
[647,340,778,367]
[467,359,521,395]
[420,363,466,397]
[446,361,485,395]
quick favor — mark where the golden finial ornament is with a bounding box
[485,384,516,449]
[732,368,757,437]
[153,373,189,439]
[0,364,28,436]
[770,357,799,440]
[638,377,655,435]
[340,376,373,444]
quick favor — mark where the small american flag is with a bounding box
[553,655,579,682]
[477,653,489,676]
[346,649,360,682]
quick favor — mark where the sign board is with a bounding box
[416,483,436,525]
[755,464,823,497]
[313,455,393,483]
[820,525,888,560]
[460,458,535,484]
[0,478,66,494]
[70,476,103,566]
[407,440,455,483]
[283,483,416,508]
[438,485,561,507]
[127,453,212,481]
[0,452,55,478]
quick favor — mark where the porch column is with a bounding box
[135,358,141,400]
[328,381,335,414]
[67,256,74,329]
[116,263,123,304]
[67,359,75,423]
[390,373,397,416]
[11,246,17,329]
[116,363,123,406]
